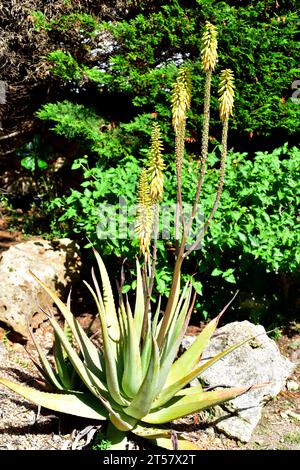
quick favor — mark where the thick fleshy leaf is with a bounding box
[144,384,262,424]
[54,330,75,390]
[141,316,152,377]
[132,424,200,450]
[47,314,108,399]
[155,334,263,408]
[121,300,143,398]
[161,281,190,357]
[0,377,107,420]
[93,248,120,341]
[28,327,63,390]
[105,423,129,450]
[31,272,105,381]
[124,336,160,420]
[133,258,144,343]
[152,436,200,450]
[157,284,191,394]
[84,281,128,407]
[164,294,238,389]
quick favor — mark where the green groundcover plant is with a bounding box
[0,23,268,450]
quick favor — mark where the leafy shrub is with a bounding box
[48,143,300,322]
[36,0,300,144]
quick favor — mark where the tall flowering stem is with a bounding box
[135,168,153,260]
[157,23,217,348]
[171,66,191,256]
[184,69,235,256]
[144,123,165,324]
[186,22,218,238]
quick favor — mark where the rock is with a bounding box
[0,239,81,338]
[184,320,295,443]
[286,410,300,421]
[0,342,6,361]
[286,380,299,391]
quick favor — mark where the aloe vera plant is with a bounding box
[0,253,265,449]
[0,23,267,450]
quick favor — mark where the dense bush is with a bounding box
[36,0,300,150]
[48,143,300,323]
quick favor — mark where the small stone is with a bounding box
[288,339,300,351]
[286,380,299,391]
[255,439,264,446]
[280,411,288,419]
[205,427,215,437]
[286,410,300,421]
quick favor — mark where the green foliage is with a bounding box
[17,134,50,172]
[21,2,299,327]
[37,100,131,160]
[47,51,82,81]
[92,433,111,451]
[48,144,300,299]
[31,10,100,36]
[31,11,52,32]
[33,1,300,145]
[207,144,300,274]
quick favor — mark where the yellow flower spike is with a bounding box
[147,123,165,203]
[201,21,218,71]
[135,168,153,257]
[219,69,235,122]
[171,66,192,133]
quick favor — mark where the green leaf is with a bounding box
[20,156,35,171]
[29,329,63,390]
[223,273,236,284]
[121,299,143,398]
[133,424,200,450]
[211,268,223,276]
[144,385,262,424]
[30,272,105,382]
[121,285,131,294]
[84,280,128,407]
[93,249,120,341]
[124,336,160,420]
[163,313,220,393]
[133,258,144,344]
[0,377,107,421]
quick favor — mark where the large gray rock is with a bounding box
[183,320,295,442]
[0,239,81,338]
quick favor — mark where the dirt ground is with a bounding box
[0,216,299,451]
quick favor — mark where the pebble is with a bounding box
[286,380,299,392]
[205,427,215,437]
[286,410,300,421]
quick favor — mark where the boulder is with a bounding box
[183,320,295,442]
[0,239,81,339]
